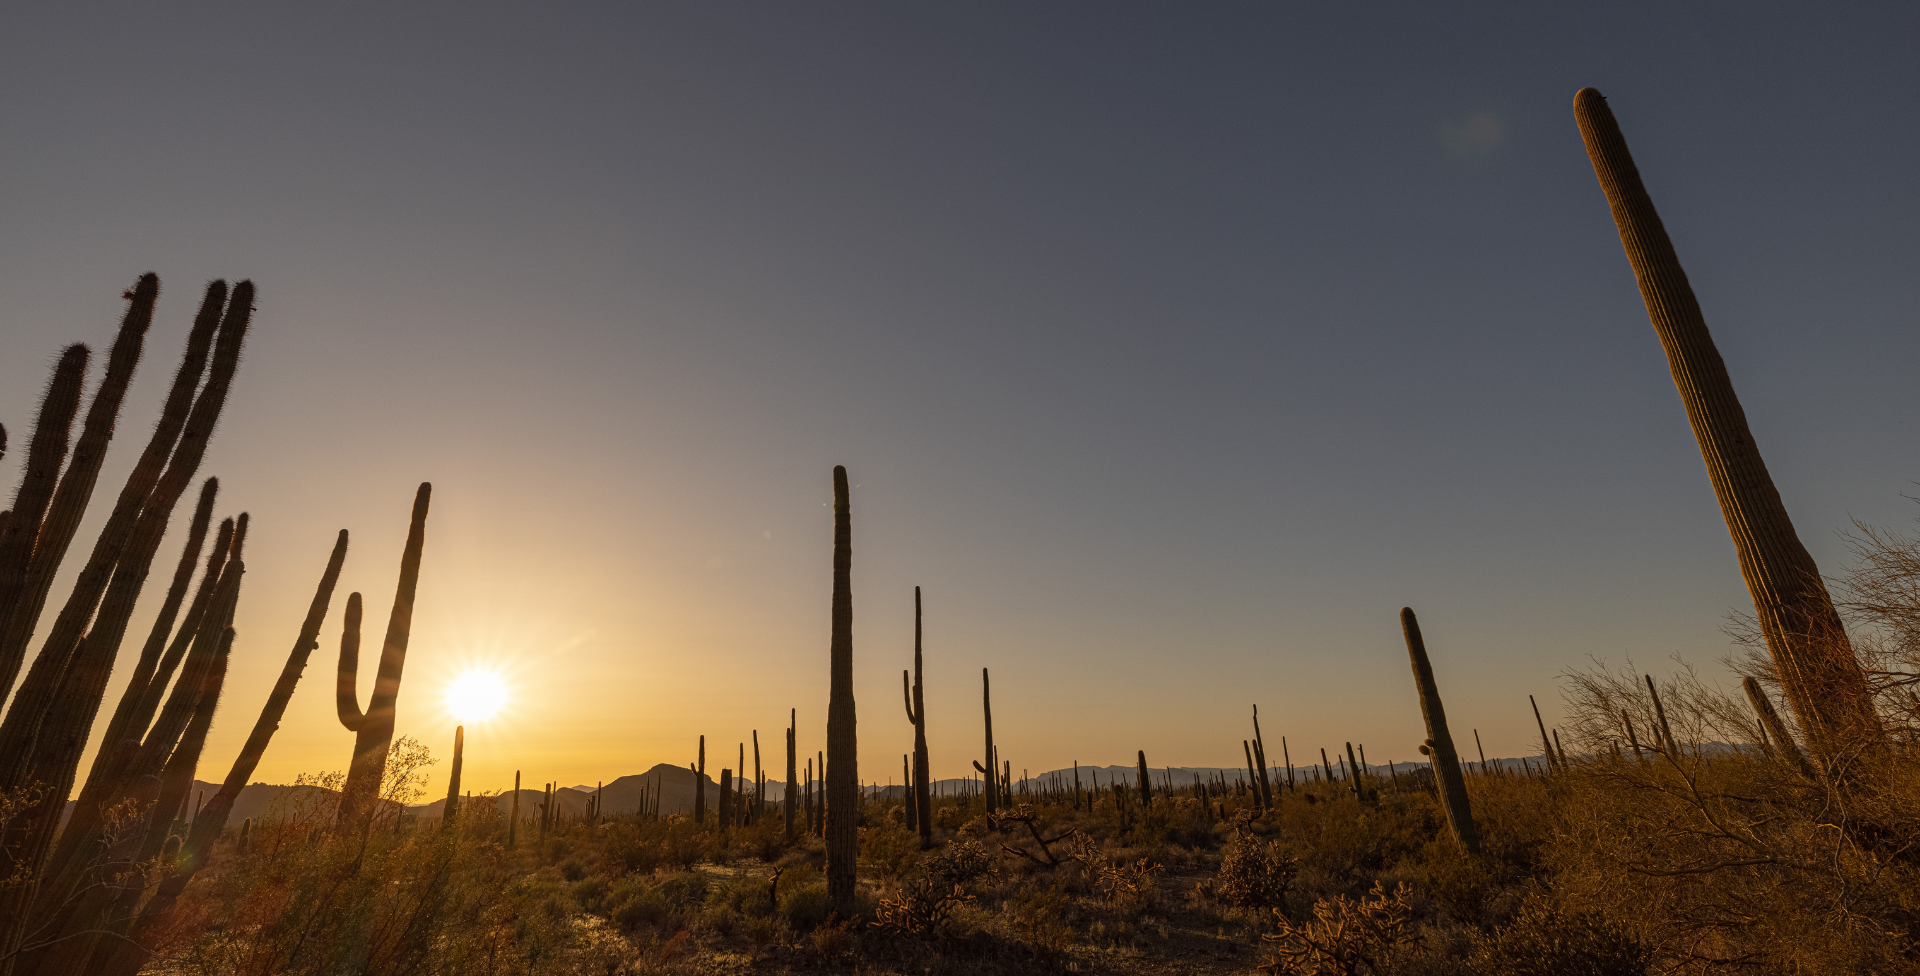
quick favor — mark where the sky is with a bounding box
[1,3,1916,797]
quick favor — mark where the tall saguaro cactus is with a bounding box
[336,482,432,832]
[903,586,932,848]
[696,736,707,824]
[975,667,998,812]
[1573,88,1875,753]
[1401,608,1480,853]
[786,709,797,839]
[825,465,858,912]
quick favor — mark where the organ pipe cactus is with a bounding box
[1574,88,1876,754]
[188,529,348,852]
[0,279,248,940]
[0,343,88,674]
[47,480,221,889]
[90,476,219,784]
[336,482,432,833]
[903,586,932,848]
[1401,608,1480,852]
[825,465,858,911]
[0,278,158,699]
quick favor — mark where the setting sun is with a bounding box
[445,670,508,723]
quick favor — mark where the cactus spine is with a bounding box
[825,465,858,911]
[1401,608,1480,853]
[1574,88,1875,753]
[904,586,932,847]
[444,725,465,828]
[336,482,432,833]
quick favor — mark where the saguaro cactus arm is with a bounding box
[335,592,366,731]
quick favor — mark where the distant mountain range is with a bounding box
[107,751,1617,828]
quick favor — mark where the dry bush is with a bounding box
[1198,824,1297,908]
[1259,880,1420,975]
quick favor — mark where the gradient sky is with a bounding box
[2,3,1916,797]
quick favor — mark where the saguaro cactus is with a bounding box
[1401,608,1480,853]
[336,482,432,832]
[786,709,797,839]
[1574,88,1875,753]
[1251,705,1275,809]
[444,726,465,828]
[696,736,707,823]
[510,771,521,847]
[1530,695,1558,771]
[1136,750,1152,806]
[903,586,932,848]
[974,667,997,813]
[825,465,858,911]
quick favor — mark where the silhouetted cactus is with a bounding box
[336,482,432,832]
[90,476,219,783]
[1574,88,1875,753]
[0,342,89,682]
[903,586,932,848]
[188,529,348,854]
[444,726,465,829]
[786,709,797,839]
[826,465,858,911]
[696,735,707,824]
[974,667,998,813]
[1402,608,1479,852]
[1644,675,1676,755]
[1251,706,1275,810]
[510,771,521,847]
[1530,695,1558,771]
[1137,750,1152,805]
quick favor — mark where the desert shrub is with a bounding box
[1471,895,1652,976]
[1200,826,1297,908]
[1260,881,1420,975]
[780,881,834,931]
[859,824,922,879]
[874,838,999,939]
[1006,881,1075,948]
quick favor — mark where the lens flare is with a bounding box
[445,670,508,722]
